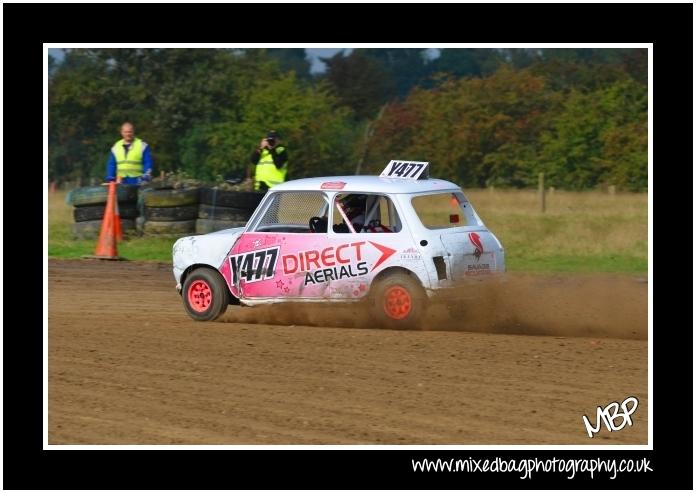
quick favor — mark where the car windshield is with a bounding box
[411,191,479,229]
[252,191,328,233]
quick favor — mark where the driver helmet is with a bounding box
[340,194,367,221]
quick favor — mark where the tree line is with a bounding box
[48,48,647,191]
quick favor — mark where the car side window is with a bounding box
[252,192,328,233]
[332,194,402,233]
[411,192,473,229]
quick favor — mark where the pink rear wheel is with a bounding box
[371,272,425,329]
[383,286,412,320]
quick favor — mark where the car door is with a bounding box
[326,193,420,299]
[224,191,333,300]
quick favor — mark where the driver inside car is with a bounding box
[333,194,366,233]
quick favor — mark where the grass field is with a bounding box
[465,189,648,273]
[48,188,648,273]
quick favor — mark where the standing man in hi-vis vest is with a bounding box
[249,130,288,191]
[105,122,153,185]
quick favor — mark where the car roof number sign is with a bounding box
[380,160,429,180]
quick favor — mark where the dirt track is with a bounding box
[48,259,648,444]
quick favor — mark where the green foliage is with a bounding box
[179,73,358,180]
[358,48,430,98]
[540,79,647,190]
[266,48,312,80]
[367,66,558,187]
[48,48,647,191]
[599,121,648,192]
[529,50,643,92]
[49,48,356,183]
[429,48,507,79]
[48,50,115,182]
[320,51,394,120]
[365,62,646,191]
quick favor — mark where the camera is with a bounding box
[266,138,276,146]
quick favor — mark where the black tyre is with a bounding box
[182,268,230,321]
[369,271,426,330]
[144,205,198,221]
[142,187,199,207]
[74,204,138,222]
[68,185,139,207]
[72,218,135,239]
[197,204,251,222]
[143,220,196,235]
[199,187,265,209]
[195,218,247,235]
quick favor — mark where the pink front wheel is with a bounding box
[187,279,213,313]
[182,268,230,321]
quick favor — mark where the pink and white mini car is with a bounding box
[173,161,505,328]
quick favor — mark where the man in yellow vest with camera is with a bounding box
[105,122,153,185]
[249,130,288,191]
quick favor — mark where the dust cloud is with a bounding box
[221,273,648,340]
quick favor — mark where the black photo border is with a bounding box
[6,2,693,490]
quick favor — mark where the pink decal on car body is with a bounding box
[222,233,406,301]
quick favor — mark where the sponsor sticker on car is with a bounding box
[380,160,429,180]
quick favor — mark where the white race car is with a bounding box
[173,161,505,328]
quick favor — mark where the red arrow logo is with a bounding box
[369,241,396,272]
[468,232,483,260]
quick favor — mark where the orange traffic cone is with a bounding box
[113,189,123,242]
[83,181,123,260]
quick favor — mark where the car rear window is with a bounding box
[411,192,470,229]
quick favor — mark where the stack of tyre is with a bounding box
[141,187,200,236]
[69,185,139,239]
[196,187,266,234]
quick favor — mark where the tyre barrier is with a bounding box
[67,184,139,207]
[142,187,200,207]
[72,218,136,240]
[68,185,139,239]
[139,187,202,235]
[73,204,139,222]
[68,185,260,239]
[195,218,247,235]
[144,205,198,222]
[143,219,196,236]
[196,188,263,234]
[199,187,265,210]
[197,204,251,222]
